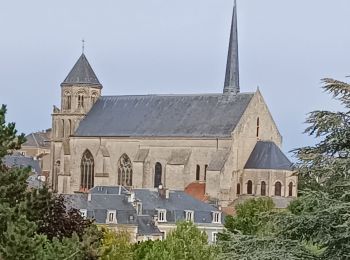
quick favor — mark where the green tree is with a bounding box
[133,240,155,260]
[0,104,101,259]
[143,221,217,260]
[99,228,133,260]
[0,105,25,161]
[295,78,350,191]
[224,197,274,235]
[22,187,94,240]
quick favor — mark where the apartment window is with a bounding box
[212,232,218,243]
[80,209,87,218]
[107,210,117,224]
[158,209,167,222]
[212,211,221,224]
[185,210,194,222]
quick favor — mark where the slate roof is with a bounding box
[61,54,101,86]
[27,174,45,189]
[64,186,224,232]
[168,149,191,165]
[207,150,229,171]
[3,154,44,189]
[134,189,224,224]
[134,149,150,162]
[224,0,240,95]
[75,93,254,138]
[137,215,162,236]
[23,130,51,148]
[244,141,293,171]
[66,192,137,225]
[3,154,42,174]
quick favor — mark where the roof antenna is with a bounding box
[82,38,85,54]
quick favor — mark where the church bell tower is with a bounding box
[50,52,102,191]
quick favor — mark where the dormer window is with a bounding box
[107,210,117,224]
[157,209,167,222]
[185,210,194,222]
[80,209,87,218]
[212,211,221,224]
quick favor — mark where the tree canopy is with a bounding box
[0,105,101,259]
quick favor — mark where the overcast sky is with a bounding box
[0,0,348,158]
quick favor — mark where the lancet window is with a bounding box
[118,154,133,187]
[80,150,94,191]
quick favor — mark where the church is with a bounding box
[50,2,297,207]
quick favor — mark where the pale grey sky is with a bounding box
[0,0,348,157]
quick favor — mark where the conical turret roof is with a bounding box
[61,53,102,87]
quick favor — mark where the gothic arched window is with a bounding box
[91,92,98,104]
[288,182,293,197]
[64,91,72,110]
[118,154,133,187]
[54,160,60,191]
[275,181,282,196]
[67,119,72,136]
[247,180,253,195]
[256,117,260,138]
[78,93,85,108]
[61,119,65,138]
[204,164,208,181]
[236,183,241,195]
[80,150,94,191]
[196,165,200,181]
[154,162,162,188]
[261,181,266,196]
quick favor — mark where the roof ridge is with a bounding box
[101,92,254,98]
[31,133,39,147]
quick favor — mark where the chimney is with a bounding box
[158,184,165,198]
[165,189,170,199]
[127,191,135,203]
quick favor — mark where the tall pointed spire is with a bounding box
[223,0,240,95]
